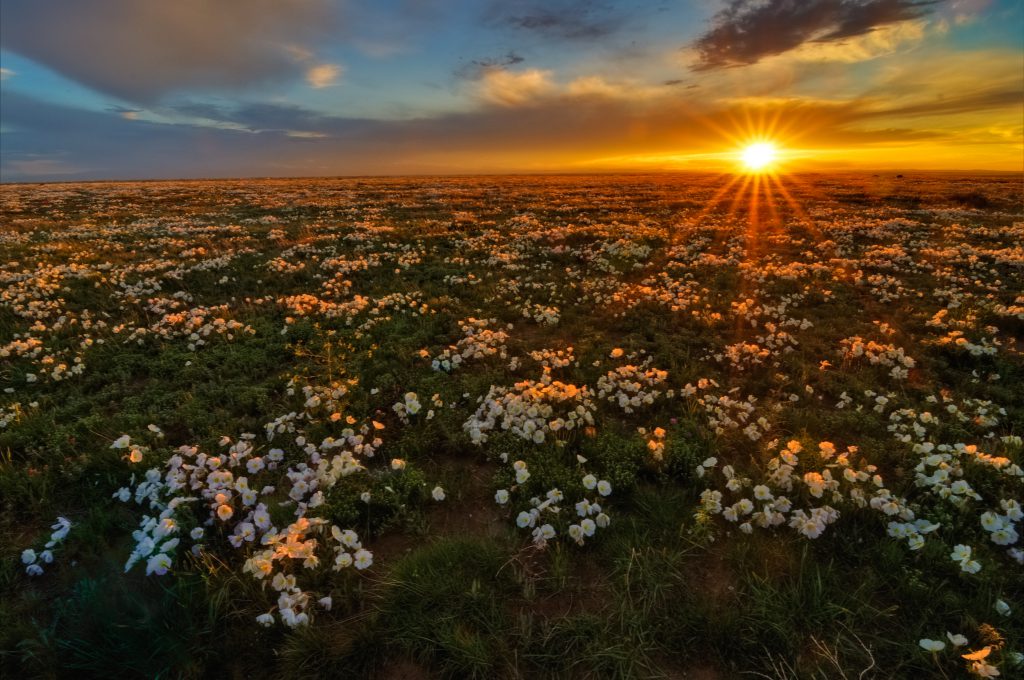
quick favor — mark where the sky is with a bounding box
[0,0,1022,181]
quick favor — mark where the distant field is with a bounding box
[1,173,1022,679]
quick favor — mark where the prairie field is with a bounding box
[1,173,1023,679]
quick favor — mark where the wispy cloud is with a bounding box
[476,68,556,106]
[455,52,526,81]
[485,0,630,41]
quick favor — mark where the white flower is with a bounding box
[596,480,612,497]
[980,512,1005,532]
[919,639,945,652]
[318,596,333,610]
[431,486,446,501]
[567,524,584,544]
[26,564,44,576]
[390,458,406,471]
[146,553,172,576]
[353,548,373,570]
[256,613,275,627]
[947,632,968,647]
[995,599,1011,616]
[495,489,510,505]
[961,560,982,574]
[21,548,37,565]
[950,544,972,562]
[190,527,205,540]
[582,474,597,490]
[111,434,131,449]
[516,511,534,528]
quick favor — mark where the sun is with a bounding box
[740,142,778,171]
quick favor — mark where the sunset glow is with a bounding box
[740,143,778,172]
[1,0,1021,180]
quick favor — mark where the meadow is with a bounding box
[1,173,1022,679]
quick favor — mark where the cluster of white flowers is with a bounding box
[683,379,770,441]
[499,458,612,548]
[520,302,560,325]
[392,391,422,423]
[980,500,1021,548]
[839,335,916,380]
[526,346,575,369]
[244,519,372,627]
[596,362,670,413]
[698,440,908,541]
[116,304,256,351]
[464,371,595,445]
[428,317,509,372]
[113,409,382,627]
[713,325,800,371]
[21,516,72,576]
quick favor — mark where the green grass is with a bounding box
[2,174,1022,679]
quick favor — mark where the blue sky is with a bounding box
[1,0,1021,180]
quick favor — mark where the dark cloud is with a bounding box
[485,1,630,41]
[454,52,526,81]
[693,0,940,70]
[0,0,338,103]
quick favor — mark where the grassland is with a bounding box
[1,173,1022,679]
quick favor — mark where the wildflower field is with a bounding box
[1,173,1022,679]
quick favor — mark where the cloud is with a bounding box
[693,0,940,70]
[485,1,629,41]
[0,68,14,81]
[306,64,344,89]
[477,68,556,106]
[0,0,338,102]
[107,105,143,120]
[784,17,929,62]
[455,52,526,81]
[566,76,624,98]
